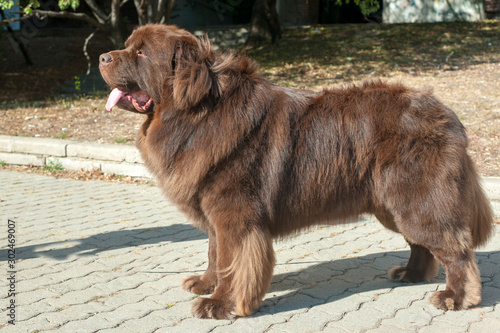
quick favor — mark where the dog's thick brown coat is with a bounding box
[100,24,495,319]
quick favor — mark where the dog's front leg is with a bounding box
[191,200,276,319]
[182,226,218,295]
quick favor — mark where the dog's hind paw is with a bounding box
[430,289,480,311]
[430,290,461,310]
[388,264,437,283]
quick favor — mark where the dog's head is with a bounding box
[99,24,225,114]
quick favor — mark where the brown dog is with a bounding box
[99,24,494,319]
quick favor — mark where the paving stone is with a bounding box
[312,292,373,319]
[213,313,286,333]
[366,325,416,333]
[300,278,358,301]
[99,317,160,333]
[380,300,434,329]
[0,170,498,332]
[418,320,468,333]
[468,315,500,333]
[57,315,117,332]
[268,308,333,332]
[431,308,483,328]
[160,317,232,333]
[151,301,195,328]
[326,304,391,331]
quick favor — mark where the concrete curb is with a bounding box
[0,135,151,178]
[1,135,499,192]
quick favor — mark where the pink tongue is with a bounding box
[106,88,126,111]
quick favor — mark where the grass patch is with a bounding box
[114,137,132,144]
[44,160,64,173]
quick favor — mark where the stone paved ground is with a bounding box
[1,171,499,333]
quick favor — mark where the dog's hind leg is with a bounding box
[375,211,439,283]
[425,153,494,310]
[386,208,482,310]
[388,242,439,283]
[182,226,218,295]
[429,248,481,310]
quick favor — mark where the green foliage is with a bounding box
[74,75,81,91]
[0,0,14,10]
[44,159,64,173]
[114,137,131,144]
[0,0,80,14]
[334,0,380,16]
[24,1,40,15]
[58,0,80,11]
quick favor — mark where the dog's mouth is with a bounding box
[105,88,154,113]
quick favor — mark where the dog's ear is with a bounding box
[172,36,219,110]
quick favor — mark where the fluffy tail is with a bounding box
[467,156,495,248]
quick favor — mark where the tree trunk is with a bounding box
[246,0,281,45]
[158,0,177,23]
[110,0,124,48]
[83,0,107,23]
[0,9,33,66]
[134,0,150,25]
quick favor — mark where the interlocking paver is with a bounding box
[267,307,333,332]
[161,316,232,333]
[468,318,500,333]
[326,304,392,332]
[214,313,287,333]
[0,170,499,332]
[380,300,435,329]
[367,326,416,333]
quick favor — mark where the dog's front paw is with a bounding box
[191,297,235,319]
[182,275,216,295]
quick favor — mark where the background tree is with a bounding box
[246,0,381,45]
[0,0,178,48]
[246,0,281,45]
[1,0,382,53]
[0,6,32,65]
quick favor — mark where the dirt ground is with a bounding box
[0,26,499,179]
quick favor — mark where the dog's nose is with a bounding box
[99,53,113,66]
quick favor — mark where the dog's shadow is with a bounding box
[12,223,500,314]
[257,249,500,315]
[10,224,207,261]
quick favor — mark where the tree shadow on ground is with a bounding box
[249,22,500,78]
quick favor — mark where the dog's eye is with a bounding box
[137,50,146,58]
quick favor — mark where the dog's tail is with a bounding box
[467,156,495,248]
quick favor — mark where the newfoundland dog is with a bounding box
[99,24,494,319]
